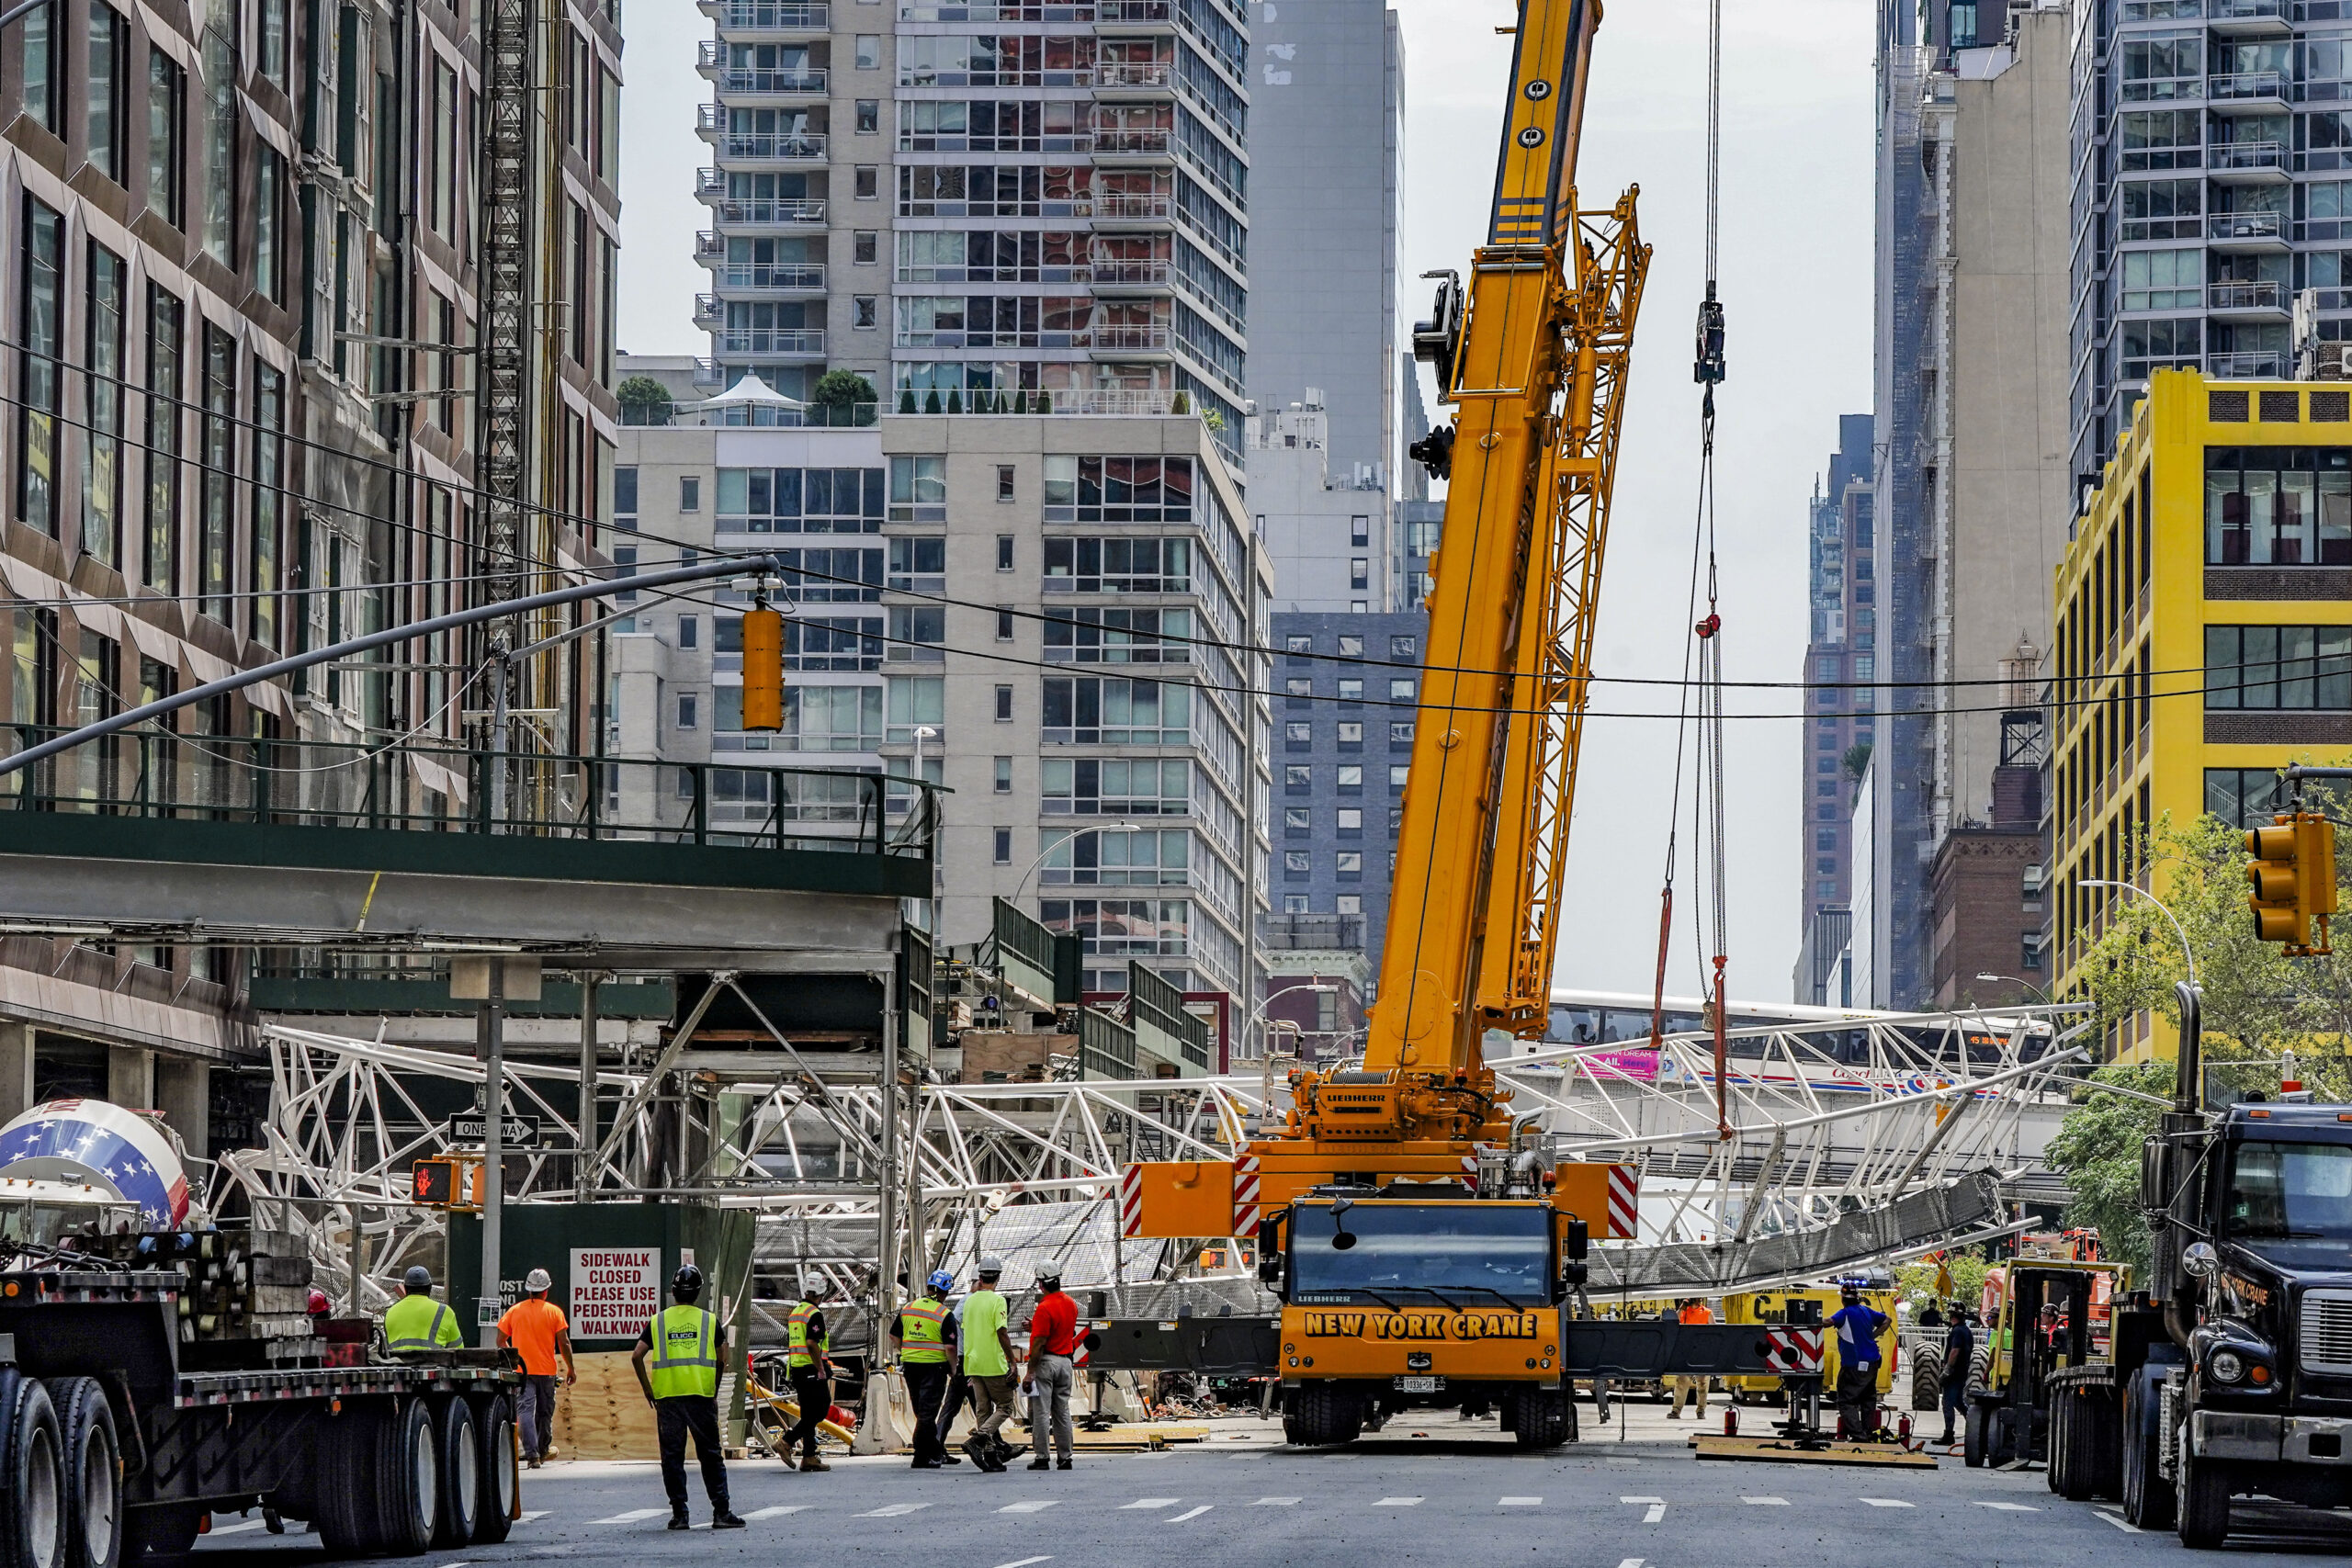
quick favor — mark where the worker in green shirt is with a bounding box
[957,1257,1019,1473]
[382,1266,463,1353]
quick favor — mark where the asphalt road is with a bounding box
[190,1412,2328,1566]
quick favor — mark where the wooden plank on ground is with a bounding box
[1691,1434,1939,1469]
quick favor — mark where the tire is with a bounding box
[0,1371,67,1568]
[1967,1345,1991,1396]
[469,1393,518,1545]
[369,1398,435,1557]
[2046,1394,2070,1495]
[314,1399,387,1556]
[2178,1449,2233,1550]
[48,1380,119,1568]
[2121,1375,2176,1531]
[1912,1364,1941,1413]
[2086,1392,2125,1501]
[1962,1397,1987,1468]
[1508,1388,1570,1450]
[112,1508,196,1568]
[430,1399,479,1551]
[1288,1385,1363,1447]
[2059,1392,2099,1503]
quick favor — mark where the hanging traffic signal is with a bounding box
[2246,813,2337,954]
[741,606,785,731]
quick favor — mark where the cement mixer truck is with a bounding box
[0,1098,526,1565]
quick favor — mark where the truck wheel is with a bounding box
[372,1398,435,1556]
[112,1508,197,1566]
[430,1399,479,1551]
[1509,1388,1569,1450]
[1289,1384,1363,1447]
[47,1380,119,1568]
[2121,1374,2175,1530]
[1,1371,67,1568]
[2177,1450,2233,1550]
[314,1400,388,1556]
[2086,1391,2125,1500]
[2046,1394,2069,1495]
[469,1393,519,1545]
[2059,1392,2099,1502]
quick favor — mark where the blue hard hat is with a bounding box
[927,1269,955,1293]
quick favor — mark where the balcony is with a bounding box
[710,327,828,356]
[697,45,828,96]
[697,0,830,32]
[2208,140,2288,182]
[2209,71,2289,110]
[2208,0,2290,35]
[695,230,727,259]
[2208,209,2289,251]
[1091,126,1174,162]
[2209,350,2290,378]
[704,197,828,228]
[1090,193,1174,226]
[711,261,828,294]
[2208,280,2290,317]
[1090,259,1172,293]
[703,135,826,171]
[1092,60,1174,96]
[1091,325,1171,357]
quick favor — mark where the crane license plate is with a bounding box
[1396,1376,1442,1393]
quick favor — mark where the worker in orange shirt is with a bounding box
[1668,1297,1713,1420]
[498,1267,578,1468]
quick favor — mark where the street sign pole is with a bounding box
[480,959,506,1344]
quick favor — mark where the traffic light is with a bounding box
[411,1156,481,1210]
[2246,812,2338,955]
[741,606,784,731]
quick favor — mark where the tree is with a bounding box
[810,369,875,408]
[2042,1062,2174,1276]
[616,376,673,426]
[1894,1247,1994,1317]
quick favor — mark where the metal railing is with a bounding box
[1092,325,1171,351]
[712,327,827,355]
[714,262,828,290]
[716,66,830,95]
[2209,209,2286,241]
[1090,259,1171,287]
[2210,349,2290,377]
[2210,70,2288,100]
[1091,128,1172,155]
[0,727,940,858]
[2209,280,2287,310]
[707,197,828,225]
[2210,0,2285,19]
[1091,193,1172,221]
[2210,140,2287,171]
[1093,61,1173,88]
[700,132,827,163]
[709,0,830,27]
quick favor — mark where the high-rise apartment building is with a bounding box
[1792,413,1871,1005]
[693,0,1253,451]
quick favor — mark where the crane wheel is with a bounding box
[1288,1385,1363,1447]
[1508,1388,1570,1450]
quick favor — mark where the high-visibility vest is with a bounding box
[646,1304,719,1399]
[384,1293,456,1352]
[787,1301,826,1371]
[899,1297,949,1364]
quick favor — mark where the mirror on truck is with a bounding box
[1559,1216,1589,1295]
[1258,1210,1286,1285]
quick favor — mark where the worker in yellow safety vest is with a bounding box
[630,1263,744,1530]
[891,1269,963,1470]
[382,1266,462,1353]
[778,1279,834,1472]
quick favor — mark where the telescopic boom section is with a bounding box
[1274,0,1645,1156]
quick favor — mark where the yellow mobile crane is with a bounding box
[1123,0,1648,1448]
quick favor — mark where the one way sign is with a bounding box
[443,1113,542,1147]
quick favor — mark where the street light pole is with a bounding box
[1973,972,2052,1006]
[1010,821,1150,904]
[2083,878,2199,988]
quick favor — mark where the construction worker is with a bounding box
[498,1267,577,1468]
[1668,1298,1713,1420]
[382,1266,462,1353]
[629,1263,744,1531]
[958,1256,1019,1473]
[779,1277,834,1472]
[1939,1303,1977,1446]
[892,1269,961,1469]
[1023,1263,1080,1471]
[1829,1280,1891,1441]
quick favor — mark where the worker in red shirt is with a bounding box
[1023,1264,1080,1471]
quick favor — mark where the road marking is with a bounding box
[1859,1498,1915,1509]
[854,1504,934,1518]
[1643,1504,1666,1524]
[1498,1496,1542,1506]
[992,1558,1054,1568]
[1374,1496,1422,1506]
[742,1506,809,1520]
[1973,1501,2039,1512]
[591,1508,670,1525]
[1615,1559,1645,1568]
[1166,1506,1213,1523]
[519,1511,549,1523]
[1252,1497,1301,1506]
[998,1500,1059,1514]
[1605,1457,1641,1466]
[1619,1495,1664,1504]
[207,1520,269,1537]
[1119,1497,1180,1510]
[2094,1509,2143,1534]
[1742,1496,1789,1506]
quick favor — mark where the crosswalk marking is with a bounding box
[1119,1497,1180,1510]
[992,1558,1054,1568]
[854,1503,934,1518]
[1642,1504,1667,1524]
[1166,1506,1213,1523]
[1619,1495,1664,1505]
[1742,1496,1788,1506]
[2094,1510,2143,1534]
[1615,1559,1645,1568]
[998,1500,1059,1514]
[1374,1496,1422,1506]
[1498,1496,1542,1506]
[1859,1498,1915,1509]
[592,1508,670,1525]
[742,1506,809,1520]
[1252,1497,1301,1506]
[1973,1501,2039,1512]
[519,1511,549,1523]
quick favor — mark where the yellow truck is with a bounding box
[1723,1287,1897,1404]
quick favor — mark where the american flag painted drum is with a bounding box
[0,1098,190,1227]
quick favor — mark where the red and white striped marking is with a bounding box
[1761,1326,1824,1374]
[1119,1166,1144,1238]
[1606,1165,1638,1239]
[1462,1153,1481,1193]
[1230,1153,1261,1237]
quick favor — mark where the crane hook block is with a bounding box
[1693,294,1726,387]
[1408,425,1456,482]
[1695,613,1721,639]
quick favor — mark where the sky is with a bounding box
[615,0,1880,1006]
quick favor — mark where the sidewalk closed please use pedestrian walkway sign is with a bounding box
[571,1247,662,1341]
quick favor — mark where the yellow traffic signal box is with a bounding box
[741,607,785,732]
[2246,812,2337,955]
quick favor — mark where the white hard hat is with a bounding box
[525,1267,551,1292]
[978,1255,1004,1276]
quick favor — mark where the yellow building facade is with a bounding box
[2052,369,2352,1058]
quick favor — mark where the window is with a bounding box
[856,99,879,133]
[1042,757,1188,814]
[888,536,944,590]
[855,34,881,69]
[1284,807,1310,833]
[2206,447,2352,564]
[1350,559,1369,590]
[678,615,699,649]
[996,608,1013,641]
[995,683,1013,720]
[1391,635,1417,659]
[197,323,232,617]
[430,59,456,236]
[1338,764,1363,791]
[17,199,62,539]
[677,693,699,729]
[1043,536,1190,592]
[680,475,702,511]
[1285,677,1312,704]
[614,467,638,525]
[2120,248,2199,311]
[1388,679,1416,701]
[1390,764,1409,788]
[1283,851,1311,875]
[1041,676,1188,743]
[199,22,234,265]
[2205,625,2352,708]
[2021,940,2042,972]
[145,49,181,226]
[1336,894,1363,915]
[1351,514,1369,547]
[786,683,887,749]
[854,231,878,265]
[993,828,1012,864]
[1815,830,1838,851]
[1283,894,1309,913]
[1389,721,1414,746]
[994,756,1012,793]
[1285,720,1311,743]
[85,243,125,566]
[24,3,58,129]
[143,285,180,590]
[1338,679,1363,702]
[2206,767,2283,826]
[997,464,1016,501]
[2120,177,2200,240]
[854,295,878,329]
[2120,31,2201,100]
[255,146,282,300]
[1043,456,1194,522]
[87,6,124,181]
[1285,764,1311,788]
[1336,852,1363,878]
[1337,807,1363,833]
[1339,635,1363,658]
[716,465,885,533]
[854,165,879,199]
[888,604,945,660]
[890,454,946,520]
[1286,635,1312,658]
[2120,317,2201,380]
[1337,721,1363,746]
